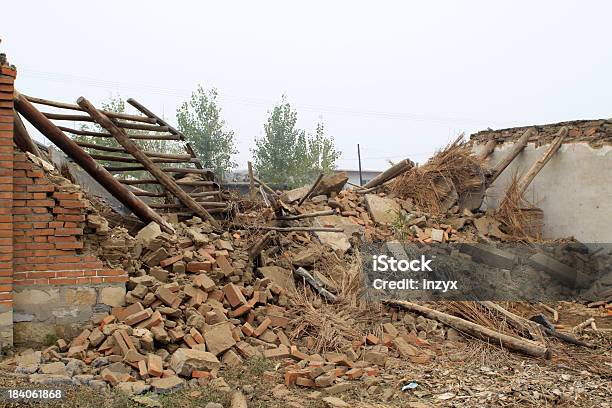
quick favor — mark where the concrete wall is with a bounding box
[13,284,125,345]
[473,141,612,243]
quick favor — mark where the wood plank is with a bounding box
[58,126,180,140]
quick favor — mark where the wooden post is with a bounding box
[363,158,414,189]
[13,92,175,234]
[487,128,536,187]
[297,173,324,206]
[13,110,42,157]
[515,127,567,197]
[247,161,255,200]
[77,97,220,228]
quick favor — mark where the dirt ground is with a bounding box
[0,326,609,408]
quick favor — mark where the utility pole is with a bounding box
[357,143,363,186]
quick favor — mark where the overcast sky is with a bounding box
[3,1,611,170]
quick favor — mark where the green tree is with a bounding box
[252,97,340,188]
[176,86,237,179]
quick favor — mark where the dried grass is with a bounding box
[496,173,543,242]
[289,248,385,353]
[391,134,486,214]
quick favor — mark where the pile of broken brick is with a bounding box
[8,170,608,399]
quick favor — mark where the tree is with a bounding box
[252,97,340,188]
[176,86,237,179]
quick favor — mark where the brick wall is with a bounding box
[0,65,16,348]
[11,151,126,287]
[0,59,129,347]
[11,152,129,344]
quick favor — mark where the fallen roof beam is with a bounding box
[13,91,175,234]
[78,96,220,228]
[13,110,42,157]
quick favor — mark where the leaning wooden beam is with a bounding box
[13,91,174,234]
[189,191,220,198]
[24,94,157,123]
[477,139,498,161]
[127,98,203,170]
[77,97,220,228]
[58,126,180,140]
[297,173,324,206]
[487,128,537,187]
[384,300,549,358]
[363,158,414,189]
[253,176,278,196]
[13,111,42,157]
[294,267,337,303]
[275,209,335,221]
[515,127,567,197]
[248,230,275,259]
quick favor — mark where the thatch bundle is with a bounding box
[391,135,486,214]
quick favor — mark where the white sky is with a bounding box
[3,1,612,170]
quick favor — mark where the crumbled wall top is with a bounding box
[470,118,612,148]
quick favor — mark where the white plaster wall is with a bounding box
[473,142,612,243]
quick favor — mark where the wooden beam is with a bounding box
[13,91,174,234]
[77,96,220,228]
[90,153,196,164]
[363,159,414,189]
[515,127,567,197]
[487,128,537,187]
[478,139,497,161]
[24,95,156,123]
[58,126,180,140]
[127,98,203,170]
[43,112,95,122]
[113,120,169,132]
[247,161,255,200]
[297,173,324,206]
[13,111,42,157]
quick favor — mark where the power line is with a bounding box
[18,68,498,126]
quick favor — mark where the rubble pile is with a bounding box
[7,145,610,404]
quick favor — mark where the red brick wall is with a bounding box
[11,151,128,287]
[0,66,16,317]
